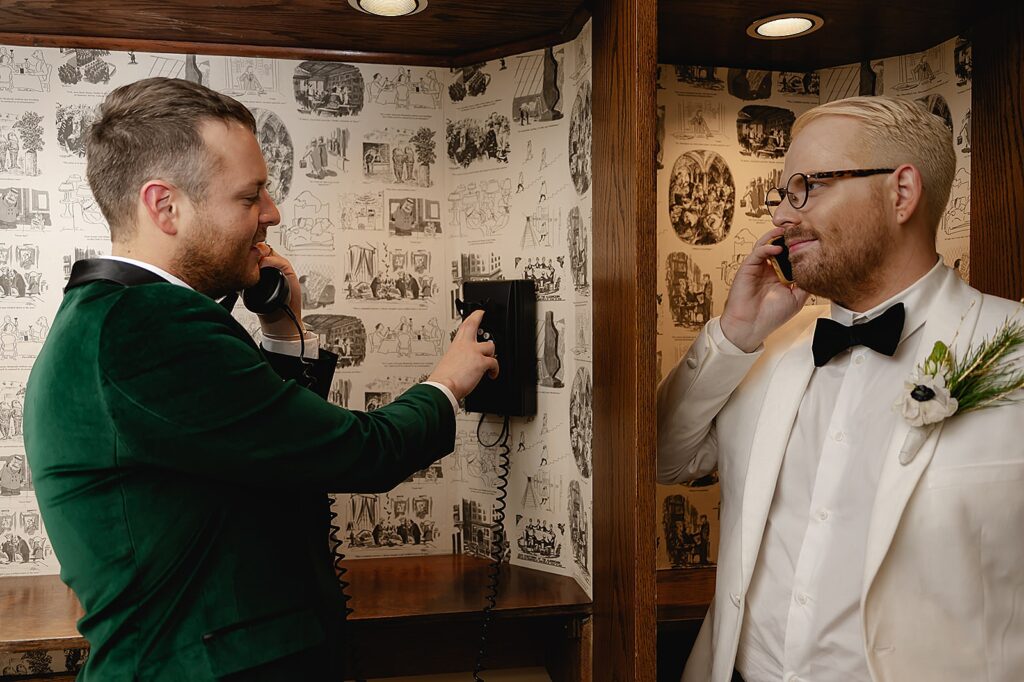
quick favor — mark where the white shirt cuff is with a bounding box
[261,330,320,360]
[421,381,459,415]
[707,317,763,356]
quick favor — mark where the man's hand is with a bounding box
[428,310,499,400]
[719,227,809,353]
[253,243,304,338]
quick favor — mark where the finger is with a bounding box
[754,226,786,248]
[456,310,485,342]
[485,357,500,379]
[477,340,496,357]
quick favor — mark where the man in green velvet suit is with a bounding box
[24,77,499,681]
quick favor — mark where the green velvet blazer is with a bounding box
[24,281,455,681]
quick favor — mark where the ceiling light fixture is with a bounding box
[348,0,427,16]
[747,12,825,40]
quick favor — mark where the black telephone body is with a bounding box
[770,236,795,285]
[242,266,292,314]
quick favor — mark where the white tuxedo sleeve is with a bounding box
[656,317,763,484]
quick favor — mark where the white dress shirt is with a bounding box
[97,256,459,414]
[711,259,947,682]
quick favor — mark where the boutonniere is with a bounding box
[895,316,1024,464]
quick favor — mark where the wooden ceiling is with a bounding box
[0,0,1001,68]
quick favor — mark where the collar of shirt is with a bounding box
[829,256,947,347]
[100,256,193,290]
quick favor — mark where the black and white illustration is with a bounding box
[448,63,492,104]
[679,98,724,141]
[656,104,666,170]
[668,150,735,245]
[778,71,819,97]
[568,80,592,196]
[516,514,562,566]
[0,244,46,305]
[457,496,500,559]
[0,314,48,362]
[0,647,87,676]
[448,178,513,238]
[718,228,757,286]
[571,32,589,81]
[567,206,589,295]
[366,316,444,358]
[62,246,105,281]
[673,66,724,91]
[957,109,971,154]
[0,186,50,231]
[736,105,795,159]
[146,53,185,80]
[0,112,43,177]
[515,256,563,301]
[892,46,950,93]
[327,375,352,409]
[739,168,782,218]
[946,242,970,282]
[819,64,861,103]
[252,108,293,205]
[365,68,442,110]
[56,104,97,159]
[362,375,427,412]
[279,191,334,253]
[914,93,953,132]
[293,61,365,118]
[339,191,384,231]
[299,129,350,180]
[519,452,562,515]
[452,252,503,287]
[57,49,116,87]
[341,492,441,554]
[537,310,566,389]
[346,243,438,305]
[954,38,972,87]
[569,366,592,478]
[0,380,25,446]
[512,47,564,126]
[661,493,714,568]
[942,167,970,237]
[57,174,106,233]
[451,419,504,491]
[572,304,591,360]
[216,58,280,100]
[388,197,441,237]
[666,251,713,329]
[567,480,588,577]
[0,451,28,493]
[297,265,335,310]
[0,49,52,94]
[303,314,367,369]
[446,113,511,169]
[726,69,772,101]
[363,127,437,187]
[521,186,562,248]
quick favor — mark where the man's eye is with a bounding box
[807,181,826,191]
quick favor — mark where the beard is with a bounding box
[790,198,890,307]
[173,210,262,299]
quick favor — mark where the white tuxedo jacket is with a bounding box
[657,267,1024,682]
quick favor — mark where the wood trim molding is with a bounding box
[591,0,658,678]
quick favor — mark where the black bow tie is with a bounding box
[811,302,905,367]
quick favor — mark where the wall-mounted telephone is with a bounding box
[456,279,538,417]
[242,266,292,314]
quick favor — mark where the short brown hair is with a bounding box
[86,77,256,242]
[792,96,956,230]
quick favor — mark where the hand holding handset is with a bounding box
[769,236,794,285]
[242,266,291,314]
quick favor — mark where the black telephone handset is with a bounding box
[242,266,291,314]
[769,236,795,285]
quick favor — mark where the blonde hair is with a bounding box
[791,96,955,230]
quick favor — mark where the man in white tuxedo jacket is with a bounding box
[658,96,1024,682]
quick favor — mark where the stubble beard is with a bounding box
[173,210,260,299]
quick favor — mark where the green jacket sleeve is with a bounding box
[98,285,455,493]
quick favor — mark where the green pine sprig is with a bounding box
[932,317,1024,415]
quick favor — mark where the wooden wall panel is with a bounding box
[972,5,1024,301]
[591,0,658,678]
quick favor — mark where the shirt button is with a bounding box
[784,675,803,682]
[730,592,741,607]
[834,431,845,442]
[854,354,865,365]
[816,509,830,521]
[795,593,809,605]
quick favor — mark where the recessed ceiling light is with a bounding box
[747,12,825,40]
[348,0,427,17]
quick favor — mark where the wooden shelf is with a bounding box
[656,567,715,623]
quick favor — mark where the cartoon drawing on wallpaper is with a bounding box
[339,191,384,231]
[818,64,860,103]
[948,245,970,283]
[680,99,722,140]
[656,104,666,170]
[450,429,502,492]
[668,150,735,245]
[0,453,28,494]
[452,252,502,288]
[572,37,589,80]
[568,480,589,576]
[718,228,757,286]
[739,169,783,219]
[955,38,972,87]
[673,66,724,90]
[446,113,511,168]
[0,49,51,93]
[234,64,266,95]
[252,108,293,205]
[327,376,352,409]
[344,493,438,551]
[512,47,564,126]
[368,317,443,358]
[0,187,49,231]
[778,71,819,96]
[0,381,25,443]
[293,61,365,117]
[147,54,184,80]
[569,80,592,195]
[366,68,441,109]
[19,511,40,537]
[58,175,106,233]
[0,113,43,177]
[915,93,954,133]
[62,247,105,281]
[300,129,349,179]
[280,191,334,252]
[573,306,592,360]
[516,516,561,564]
[388,197,441,237]
[942,167,970,237]
[570,366,593,478]
[957,110,971,154]
[449,178,513,238]
[538,147,564,173]
[303,315,367,369]
[56,49,114,86]
[458,497,500,558]
[727,69,772,100]
[347,244,437,304]
[663,494,713,568]
[0,314,48,361]
[892,47,949,93]
[737,105,795,159]
[448,63,491,103]
[297,267,335,310]
[516,256,563,301]
[666,252,712,329]
[363,127,437,187]
[567,206,589,295]
[521,206,561,249]
[56,104,97,158]
[538,310,565,389]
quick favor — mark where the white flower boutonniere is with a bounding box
[895,317,1024,464]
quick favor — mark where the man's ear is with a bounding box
[139,180,182,237]
[892,164,923,226]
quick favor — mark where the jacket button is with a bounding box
[686,355,698,368]
[730,592,741,607]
